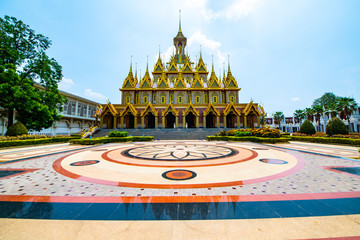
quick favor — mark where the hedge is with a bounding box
[207,136,289,143]
[290,136,360,146]
[69,136,154,145]
[0,137,79,148]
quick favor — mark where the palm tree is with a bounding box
[304,108,314,122]
[294,109,305,126]
[312,104,324,132]
[324,102,338,119]
[273,111,284,130]
[336,97,358,131]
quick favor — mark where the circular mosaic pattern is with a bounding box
[123,144,237,161]
[162,169,197,181]
[259,159,288,164]
[70,160,100,166]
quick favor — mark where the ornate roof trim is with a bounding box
[100,102,118,117]
[243,102,261,116]
[191,72,203,88]
[120,102,138,117]
[162,103,179,116]
[203,102,220,116]
[175,72,186,88]
[223,102,240,116]
[140,102,158,117]
[183,102,199,116]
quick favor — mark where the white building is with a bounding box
[266,108,360,133]
[0,89,100,136]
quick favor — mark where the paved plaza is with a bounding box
[0,141,359,239]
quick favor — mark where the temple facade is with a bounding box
[96,14,265,129]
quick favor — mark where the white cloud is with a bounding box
[188,32,226,66]
[291,97,300,102]
[59,77,74,90]
[84,89,107,102]
[200,0,262,21]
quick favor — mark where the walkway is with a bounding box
[0,141,359,239]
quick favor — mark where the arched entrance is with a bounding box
[185,112,196,128]
[247,113,256,128]
[226,112,236,128]
[165,112,176,128]
[145,112,155,128]
[124,113,134,129]
[206,112,216,128]
[104,113,114,129]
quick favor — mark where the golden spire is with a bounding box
[228,55,231,73]
[211,55,214,72]
[179,9,182,32]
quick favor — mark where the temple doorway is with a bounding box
[226,112,236,128]
[165,112,176,128]
[104,114,114,129]
[145,113,155,128]
[247,114,256,128]
[124,113,134,129]
[185,112,196,128]
[206,112,216,128]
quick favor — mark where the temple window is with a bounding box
[126,96,131,104]
[135,94,139,104]
[153,94,156,103]
[196,96,200,104]
[178,95,183,104]
[221,94,225,103]
[204,94,208,104]
[170,94,174,103]
[143,96,148,104]
[161,96,166,104]
[230,95,235,103]
[213,95,218,103]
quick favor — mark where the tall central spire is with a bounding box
[179,9,182,32]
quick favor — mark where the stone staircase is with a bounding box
[93,128,222,140]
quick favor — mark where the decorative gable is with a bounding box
[175,72,186,88]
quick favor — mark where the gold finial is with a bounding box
[179,9,182,32]
[212,55,214,72]
[228,55,230,72]
[146,55,149,71]
[200,45,202,59]
[130,55,133,71]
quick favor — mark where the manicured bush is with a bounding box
[290,136,360,146]
[0,136,78,148]
[207,136,289,143]
[326,117,349,136]
[6,121,28,136]
[108,131,129,137]
[299,120,316,135]
[251,128,281,138]
[69,136,154,145]
[234,131,252,137]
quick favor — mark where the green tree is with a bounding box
[299,119,316,135]
[304,108,314,122]
[336,97,358,132]
[312,104,324,131]
[0,15,66,131]
[313,92,339,118]
[294,109,305,126]
[273,111,284,130]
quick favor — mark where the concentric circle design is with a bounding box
[70,160,100,166]
[259,159,288,164]
[162,169,197,181]
[123,144,237,161]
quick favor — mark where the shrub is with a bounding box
[0,136,78,148]
[108,131,129,137]
[6,122,28,136]
[299,120,316,135]
[69,136,154,145]
[290,136,360,146]
[234,131,252,137]
[251,128,281,138]
[207,135,289,143]
[326,117,349,136]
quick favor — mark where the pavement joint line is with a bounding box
[0,145,99,165]
[261,143,360,163]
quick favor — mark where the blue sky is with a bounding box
[1,0,359,116]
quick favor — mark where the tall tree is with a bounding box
[304,108,314,122]
[312,104,324,131]
[336,97,358,131]
[294,109,305,126]
[0,15,66,131]
[273,111,284,130]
